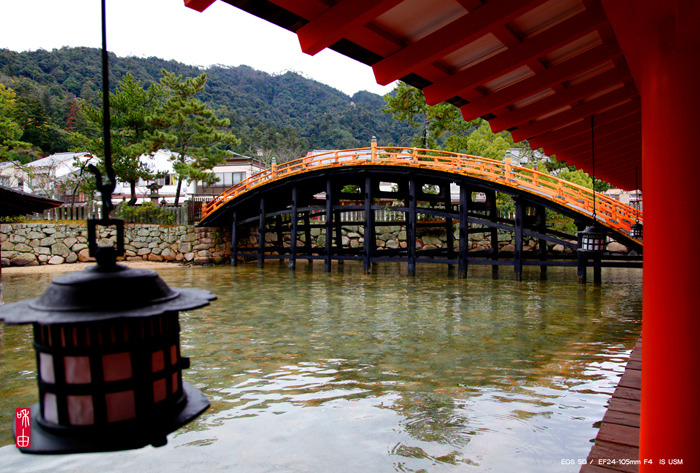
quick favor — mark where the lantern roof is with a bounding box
[0,264,216,325]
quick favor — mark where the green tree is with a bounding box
[0,84,33,162]
[148,70,241,206]
[383,82,474,150]
[77,73,166,205]
[464,120,517,160]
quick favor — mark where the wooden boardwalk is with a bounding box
[581,337,642,473]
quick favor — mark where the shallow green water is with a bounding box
[0,262,641,472]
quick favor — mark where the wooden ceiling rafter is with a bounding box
[296,0,404,55]
[423,5,607,105]
[510,85,638,141]
[371,0,549,85]
[488,66,632,132]
[545,118,640,155]
[215,0,643,189]
[528,99,640,148]
[459,40,622,121]
[563,132,642,162]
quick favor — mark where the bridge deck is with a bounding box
[201,147,643,241]
[581,337,642,473]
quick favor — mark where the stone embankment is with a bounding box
[239,223,632,255]
[2,221,632,268]
[1,223,231,267]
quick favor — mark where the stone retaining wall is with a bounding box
[1,223,231,267]
[240,223,632,255]
[1,221,632,268]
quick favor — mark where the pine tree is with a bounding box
[148,70,241,206]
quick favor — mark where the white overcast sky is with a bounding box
[0,0,397,97]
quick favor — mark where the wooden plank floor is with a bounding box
[581,337,642,473]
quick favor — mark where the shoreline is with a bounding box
[1,260,189,274]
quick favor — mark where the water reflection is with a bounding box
[0,262,641,472]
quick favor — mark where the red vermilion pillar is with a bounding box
[603,1,700,470]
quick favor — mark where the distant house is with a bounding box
[2,152,96,204]
[605,188,643,211]
[111,150,265,204]
[0,161,22,190]
[506,148,551,167]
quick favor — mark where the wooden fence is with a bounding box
[21,202,190,225]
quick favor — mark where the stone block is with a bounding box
[148,253,164,262]
[72,243,88,252]
[184,252,195,262]
[162,248,177,261]
[137,248,151,256]
[78,249,94,262]
[193,256,211,265]
[11,253,37,266]
[35,247,51,255]
[179,242,192,252]
[48,256,65,265]
[607,242,628,253]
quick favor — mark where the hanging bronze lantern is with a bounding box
[630,167,643,240]
[0,234,215,453]
[578,115,607,254]
[579,224,608,252]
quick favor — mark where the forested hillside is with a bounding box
[0,46,415,163]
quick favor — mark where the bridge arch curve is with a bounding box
[198,148,642,278]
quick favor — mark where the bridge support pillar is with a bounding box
[407,178,417,276]
[304,212,312,266]
[576,224,587,283]
[335,209,344,266]
[231,210,238,267]
[445,189,454,270]
[488,190,499,277]
[289,187,298,270]
[537,205,547,280]
[364,176,375,275]
[258,197,266,268]
[325,179,333,272]
[593,256,602,284]
[458,184,469,278]
[513,199,524,281]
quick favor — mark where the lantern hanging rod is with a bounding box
[591,114,596,221]
[88,0,116,220]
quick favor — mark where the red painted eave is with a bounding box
[214,0,681,190]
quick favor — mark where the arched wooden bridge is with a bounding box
[198,146,642,280]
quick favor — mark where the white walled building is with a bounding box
[1,152,96,202]
[112,150,265,205]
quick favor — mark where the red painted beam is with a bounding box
[372,0,548,85]
[528,99,640,149]
[423,5,608,105]
[460,41,622,121]
[489,66,632,132]
[297,0,403,55]
[184,0,215,12]
[267,0,327,20]
[542,114,640,154]
[566,136,641,163]
[548,128,640,159]
[510,86,638,141]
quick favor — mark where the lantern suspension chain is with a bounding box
[591,115,596,221]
